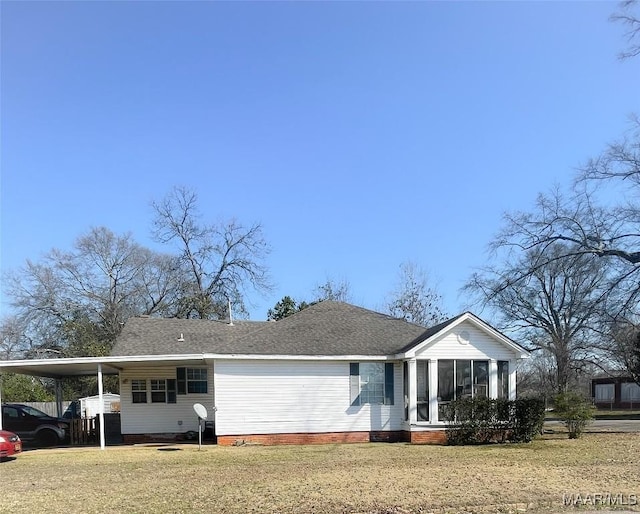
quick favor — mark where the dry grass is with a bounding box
[1,433,639,514]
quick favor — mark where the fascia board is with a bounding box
[202,354,395,361]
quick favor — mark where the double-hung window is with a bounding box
[350,363,394,406]
[177,367,208,394]
[131,380,147,404]
[151,379,177,403]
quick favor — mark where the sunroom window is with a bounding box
[473,361,488,398]
[497,361,510,399]
[417,360,429,421]
[403,361,409,420]
[437,359,489,420]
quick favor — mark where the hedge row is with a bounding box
[444,397,546,445]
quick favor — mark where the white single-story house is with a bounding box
[0,301,529,446]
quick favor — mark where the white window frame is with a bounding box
[437,359,489,421]
[177,367,208,395]
[497,361,510,400]
[416,360,429,421]
[350,362,394,406]
[131,379,147,404]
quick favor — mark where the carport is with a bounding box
[0,357,122,449]
[0,354,211,449]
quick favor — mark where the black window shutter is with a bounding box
[167,379,177,403]
[177,367,186,395]
[349,363,360,406]
[384,362,394,405]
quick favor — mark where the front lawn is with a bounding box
[1,434,639,513]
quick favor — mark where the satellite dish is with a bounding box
[193,403,208,420]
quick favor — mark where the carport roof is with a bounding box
[0,355,210,379]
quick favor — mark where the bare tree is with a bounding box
[492,122,640,317]
[151,186,271,319]
[312,277,352,303]
[609,318,640,384]
[478,122,640,385]
[516,351,563,401]
[0,316,31,360]
[611,0,640,59]
[386,261,447,327]
[5,227,178,355]
[466,244,610,393]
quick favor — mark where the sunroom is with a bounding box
[398,313,528,440]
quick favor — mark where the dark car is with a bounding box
[1,404,69,447]
[62,400,81,419]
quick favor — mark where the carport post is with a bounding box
[97,363,106,450]
[55,379,64,417]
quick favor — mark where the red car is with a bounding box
[0,429,22,460]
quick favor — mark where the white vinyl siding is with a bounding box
[120,366,213,435]
[414,322,515,361]
[214,360,403,436]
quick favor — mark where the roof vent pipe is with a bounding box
[177,333,184,342]
[228,299,234,326]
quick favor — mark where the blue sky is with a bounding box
[1,1,638,321]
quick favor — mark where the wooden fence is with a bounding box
[20,401,71,417]
[69,418,97,445]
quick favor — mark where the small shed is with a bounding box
[79,393,120,418]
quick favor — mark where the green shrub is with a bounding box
[445,397,545,445]
[553,391,593,439]
[512,397,546,443]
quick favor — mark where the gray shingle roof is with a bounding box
[111,301,432,357]
[396,313,466,353]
